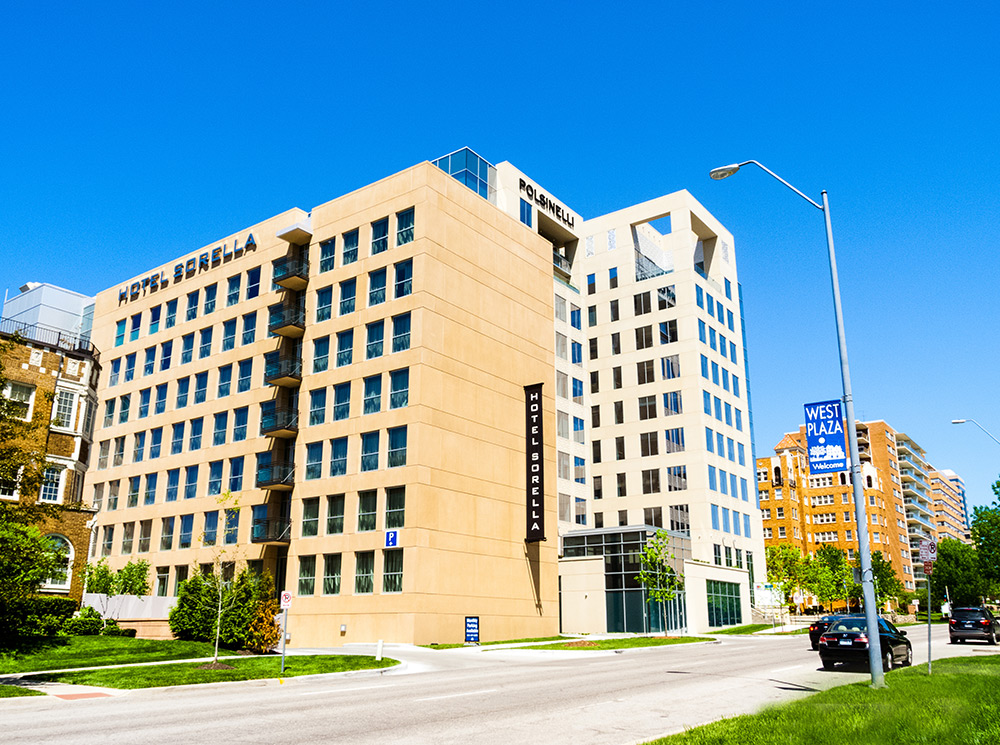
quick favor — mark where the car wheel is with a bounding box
[811,643,818,651]
[822,659,835,670]
[950,636,957,644]
[990,632,997,646]
[904,646,912,667]
[883,650,893,672]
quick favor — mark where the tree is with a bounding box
[971,481,1000,589]
[0,522,65,637]
[803,545,854,610]
[636,529,683,633]
[765,544,805,606]
[861,550,902,609]
[83,558,150,626]
[932,538,992,607]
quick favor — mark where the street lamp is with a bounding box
[952,418,1000,448]
[711,160,886,688]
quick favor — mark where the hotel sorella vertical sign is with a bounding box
[525,384,545,542]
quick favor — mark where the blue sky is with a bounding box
[2,2,998,512]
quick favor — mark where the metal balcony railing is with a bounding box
[250,518,292,544]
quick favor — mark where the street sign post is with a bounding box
[279,591,292,674]
[919,539,937,563]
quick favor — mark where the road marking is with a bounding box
[301,684,394,696]
[415,689,497,702]
[769,665,802,673]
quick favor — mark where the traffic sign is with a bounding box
[280,590,292,609]
[920,539,937,562]
[924,561,934,576]
[385,530,398,548]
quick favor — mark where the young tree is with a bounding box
[803,545,854,610]
[636,529,683,634]
[765,543,805,607]
[83,558,151,626]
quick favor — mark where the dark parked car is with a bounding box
[809,614,848,650]
[949,607,999,645]
[818,616,912,671]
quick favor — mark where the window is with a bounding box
[590,371,599,394]
[224,508,239,544]
[329,437,348,477]
[392,313,411,352]
[665,427,684,453]
[149,427,162,458]
[333,382,350,420]
[366,321,385,359]
[313,336,330,372]
[657,285,676,310]
[242,312,256,345]
[208,460,223,495]
[323,554,342,595]
[358,491,377,531]
[309,389,326,425]
[181,333,194,364]
[371,217,389,254]
[189,417,203,450]
[119,394,131,423]
[609,267,618,289]
[634,291,651,316]
[165,299,178,329]
[319,239,336,273]
[573,416,585,444]
[614,400,624,424]
[610,299,619,321]
[133,431,146,462]
[617,473,627,497]
[227,275,241,306]
[233,407,248,441]
[361,431,379,471]
[130,313,141,341]
[390,260,414,300]
[125,353,136,381]
[635,326,653,350]
[179,514,194,549]
[229,456,244,492]
[160,518,174,550]
[306,442,323,480]
[326,494,345,534]
[143,346,156,376]
[571,341,583,365]
[587,273,596,294]
[331,282,356,321]
[389,368,409,409]
[216,365,232,398]
[660,320,678,344]
[611,332,621,355]
[316,286,333,322]
[640,431,658,457]
[613,367,622,389]
[589,338,598,360]
[667,465,687,491]
[39,468,62,503]
[336,330,353,366]
[383,549,403,593]
[615,436,625,460]
[194,372,208,404]
[203,284,217,314]
[637,360,655,384]
[574,456,585,484]
[109,358,121,386]
[520,198,532,226]
[638,395,657,420]
[165,470,179,502]
[369,268,387,305]
[396,207,414,246]
[642,469,660,494]
[298,556,316,596]
[184,465,199,500]
[570,305,581,330]
[355,551,374,594]
[343,229,359,264]
[588,305,597,326]
[203,511,218,546]
[302,497,319,537]
[388,426,407,467]
[363,375,382,414]
[149,305,161,334]
[246,267,261,299]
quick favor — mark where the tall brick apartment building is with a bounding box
[0,307,100,602]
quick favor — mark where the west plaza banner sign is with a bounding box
[804,399,848,473]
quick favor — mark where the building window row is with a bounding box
[316,208,414,275]
[708,466,750,503]
[297,549,403,596]
[710,503,753,538]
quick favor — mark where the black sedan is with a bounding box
[949,607,999,645]
[808,614,847,650]
[818,616,912,671]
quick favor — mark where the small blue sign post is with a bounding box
[465,616,480,644]
[804,399,848,472]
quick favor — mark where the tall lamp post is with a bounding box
[710,160,885,688]
[952,418,1000,447]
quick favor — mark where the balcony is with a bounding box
[250,518,292,544]
[256,462,295,490]
[267,304,305,338]
[272,256,310,291]
[264,351,302,387]
[260,406,298,438]
[276,219,313,246]
[552,250,571,276]
[906,512,934,529]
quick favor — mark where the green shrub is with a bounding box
[4,596,80,637]
[78,605,101,620]
[100,625,137,637]
[169,569,279,651]
[63,617,103,636]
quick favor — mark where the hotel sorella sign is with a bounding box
[524,384,545,542]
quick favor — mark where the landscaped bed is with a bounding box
[22,655,398,689]
[0,685,44,698]
[0,636,226,674]
[644,656,1000,744]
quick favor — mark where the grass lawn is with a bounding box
[0,636,225,674]
[523,636,709,651]
[23,655,397,689]
[423,636,566,650]
[713,624,775,635]
[0,685,45,698]
[645,656,1000,744]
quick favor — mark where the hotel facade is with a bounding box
[80,150,763,645]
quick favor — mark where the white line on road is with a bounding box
[415,689,498,702]
[769,665,802,673]
[301,684,395,696]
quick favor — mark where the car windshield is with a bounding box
[830,618,867,633]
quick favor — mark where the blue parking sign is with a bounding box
[804,399,847,472]
[385,530,398,548]
[465,616,480,643]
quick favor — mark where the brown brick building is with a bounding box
[1,315,100,602]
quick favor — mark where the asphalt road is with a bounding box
[3,624,996,745]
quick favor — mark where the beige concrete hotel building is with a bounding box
[81,149,763,645]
